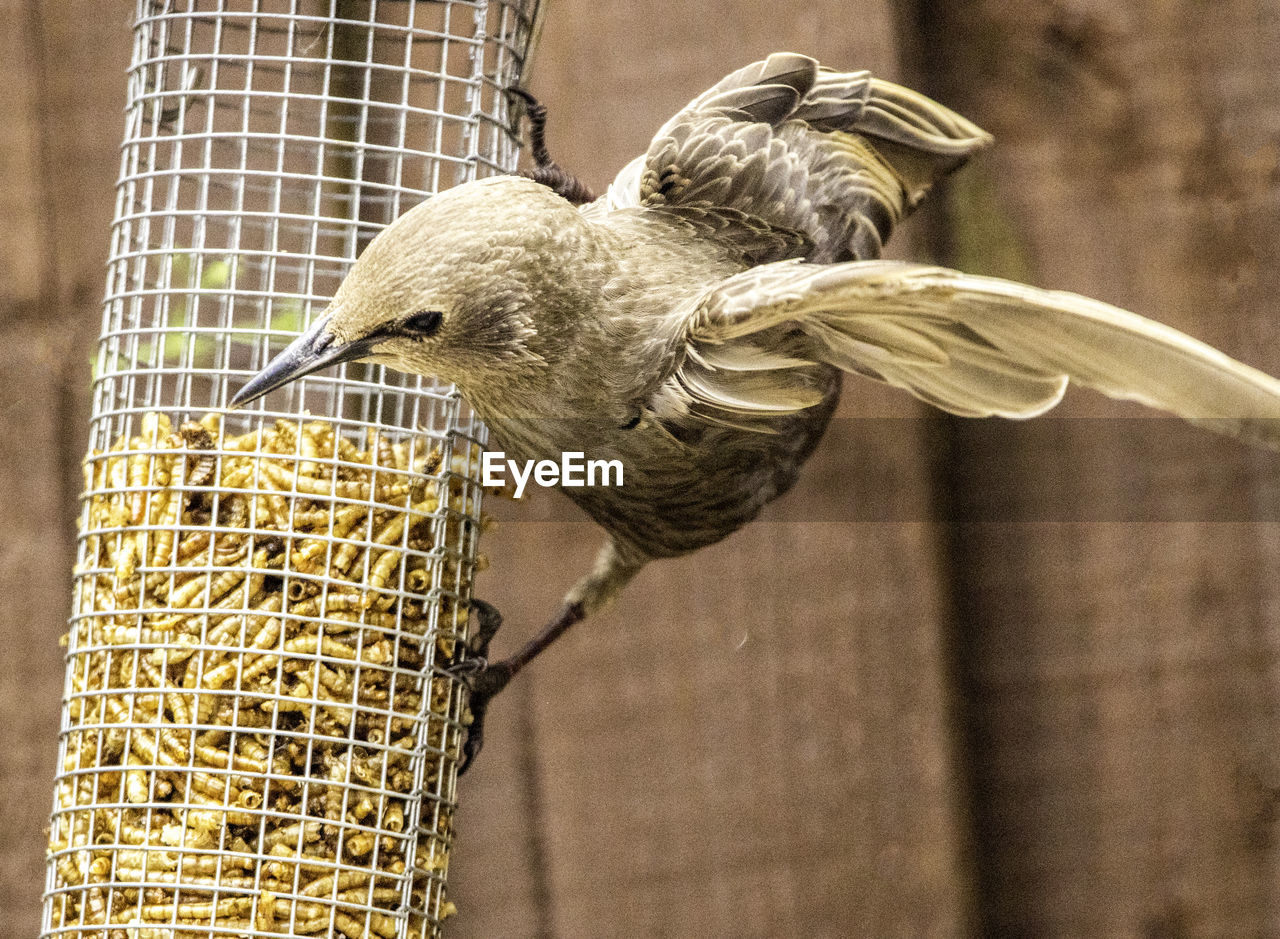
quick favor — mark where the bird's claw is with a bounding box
[447,598,514,775]
[464,597,504,660]
[452,658,516,774]
[502,86,596,205]
[504,85,541,111]
[447,654,488,678]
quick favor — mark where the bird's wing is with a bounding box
[595,53,991,262]
[668,259,1280,449]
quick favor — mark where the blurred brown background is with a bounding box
[3,0,1279,936]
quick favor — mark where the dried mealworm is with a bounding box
[54,412,469,934]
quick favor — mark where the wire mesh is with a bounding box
[42,1,542,935]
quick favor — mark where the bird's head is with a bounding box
[230,175,599,408]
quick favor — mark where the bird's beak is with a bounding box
[229,316,378,409]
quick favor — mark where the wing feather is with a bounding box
[668,260,1280,448]
[595,54,991,262]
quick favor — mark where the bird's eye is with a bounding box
[402,309,444,337]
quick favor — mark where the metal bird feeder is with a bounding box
[42,1,541,935]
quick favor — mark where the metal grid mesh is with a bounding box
[42,1,541,935]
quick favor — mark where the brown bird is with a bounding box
[231,53,1280,769]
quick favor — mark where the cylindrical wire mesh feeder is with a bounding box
[42,2,541,935]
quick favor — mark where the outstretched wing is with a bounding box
[590,53,991,262]
[663,260,1280,450]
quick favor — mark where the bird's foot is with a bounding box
[446,597,590,774]
[505,86,597,205]
[450,656,516,775]
[448,598,516,774]
[462,597,505,661]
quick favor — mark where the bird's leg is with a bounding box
[450,598,587,774]
[506,86,554,169]
[505,87,597,205]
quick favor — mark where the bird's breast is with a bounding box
[482,380,839,561]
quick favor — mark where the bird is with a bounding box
[230,53,1280,770]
